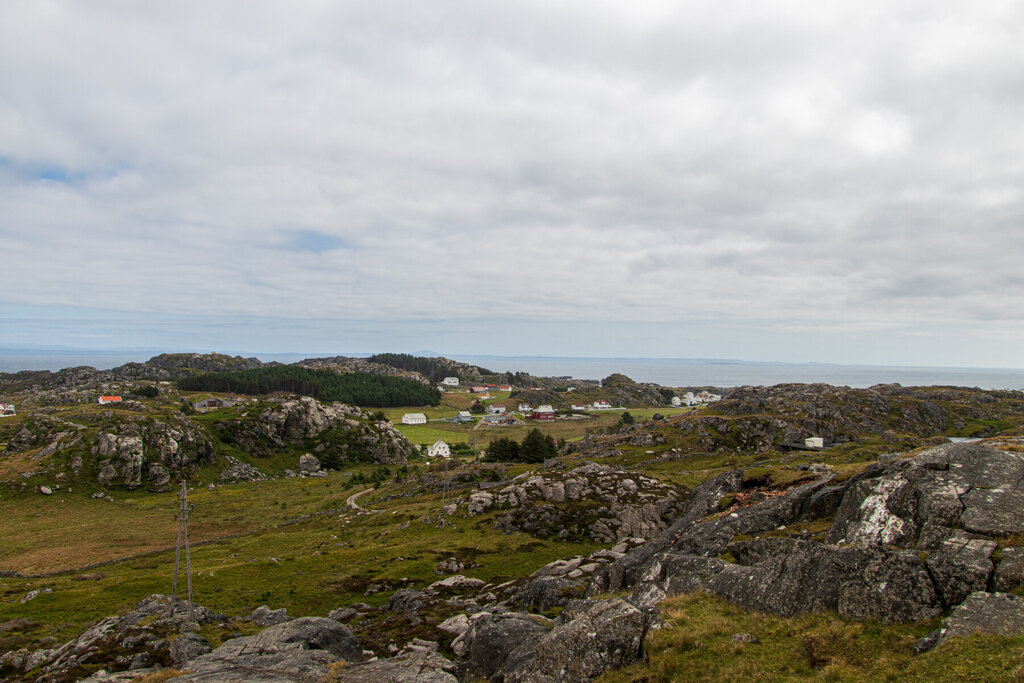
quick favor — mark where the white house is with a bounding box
[451,410,474,424]
[427,439,451,458]
[570,403,586,411]
[402,413,427,425]
[592,400,612,410]
[804,437,824,449]
[486,404,507,415]
[518,403,532,413]
[442,377,459,387]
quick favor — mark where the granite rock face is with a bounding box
[590,443,1024,640]
[217,396,412,465]
[485,463,683,543]
[0,595,219,683]
[170,617,364,682]
[916,591,1024,653]
[94,417,214,490]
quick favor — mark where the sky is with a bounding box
[1,1,1023,368]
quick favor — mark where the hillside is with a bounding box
[3,366,1024,681]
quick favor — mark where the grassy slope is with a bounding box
[601,592,1024,682]
[0,464,598,648]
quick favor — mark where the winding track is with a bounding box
[346,487,373,510]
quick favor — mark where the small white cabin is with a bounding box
[442,377,459,386]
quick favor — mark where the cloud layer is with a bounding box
[1,1,1023,364]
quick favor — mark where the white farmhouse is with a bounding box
[427,439,452,458]
[442,377,460,387]
[402,413,428,425]
[592,400,612,410]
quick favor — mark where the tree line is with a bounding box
[483,428,558,463]
[178,366,441,407]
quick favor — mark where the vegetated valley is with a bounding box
[2,352,1024,681]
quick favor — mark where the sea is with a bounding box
[1,349,1022,391]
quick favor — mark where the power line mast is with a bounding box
[169,480,194,617]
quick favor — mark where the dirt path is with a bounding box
[346,487,373,510]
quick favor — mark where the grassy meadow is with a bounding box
[0,462,599,649]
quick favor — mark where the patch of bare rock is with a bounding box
[467,462,683,543]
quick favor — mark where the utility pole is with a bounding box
[169,480,194,618]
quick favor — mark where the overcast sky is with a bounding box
[2,1,1023,368]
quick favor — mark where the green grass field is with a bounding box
[0,465,599,650]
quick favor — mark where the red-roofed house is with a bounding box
[98,396,122,405]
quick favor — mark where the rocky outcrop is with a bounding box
[3,416,85,456]
[457,612,552,680]
[453,598,652,683]
[479,463,682,543]
[173,617,364,682]
[916,591,1024,653]
[507,598,651,683]
[217,396,412,464]
[94,416,213,490]
[0,595,220,682]
[218,455,267,482]
[589,442,1024,644]
[329,650,457,682]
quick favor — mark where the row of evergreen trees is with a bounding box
[178,366,441,407]
[483,428,558,463]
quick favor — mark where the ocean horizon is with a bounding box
[1,348,1022,391]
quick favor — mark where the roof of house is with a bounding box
[431,438,448,447]
[99,396,122,402]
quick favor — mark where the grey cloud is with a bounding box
[1,1,1023,364]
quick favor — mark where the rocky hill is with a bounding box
[1,395,413,494]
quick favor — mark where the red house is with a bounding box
[531,405,556,421]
